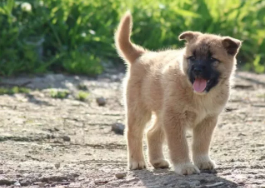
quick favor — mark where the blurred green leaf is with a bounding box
[0,0,264,75]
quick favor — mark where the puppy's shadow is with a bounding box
[132,168,238,188]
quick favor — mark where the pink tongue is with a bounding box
[193,78,207,93]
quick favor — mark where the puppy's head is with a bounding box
[179,31,241,94]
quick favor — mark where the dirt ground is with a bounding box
[0,70,265,188]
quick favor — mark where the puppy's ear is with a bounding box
[222,37,242,56]
[178,31,201,42]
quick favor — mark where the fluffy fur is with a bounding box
[115,11,241,175]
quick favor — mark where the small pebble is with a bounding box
[20,180,31,186]
[14,181,21,186]
[111,123,125,135]
[115,172,126,179]
[96,97,106,106]
[62,136,71,142]
[55,163,60,169]
[94,179,108,185]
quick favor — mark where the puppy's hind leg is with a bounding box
[147,114,169,169]
[126,104,151,170]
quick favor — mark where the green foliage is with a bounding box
[0,86,30,95]
[0,0,265,75]
[77,83,88,91]
[62,51,102,75]
[49,89,69,99]
[76,91,89,101]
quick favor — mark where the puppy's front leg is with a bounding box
[192,116,217,170]
[163,109,199,175]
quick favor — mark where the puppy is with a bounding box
[115,12,241,175]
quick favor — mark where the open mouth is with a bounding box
[192,78,210,93]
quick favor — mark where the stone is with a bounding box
[96,97,106,106]
[62,136,71,142]
[115,172,126,179]
[111,123,125,135]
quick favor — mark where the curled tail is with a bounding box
[115,11,145,64]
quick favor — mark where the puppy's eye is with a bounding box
[188,56,195,61]
[210,57,218,61]
[210,57,220,66]
[212,61,219,66]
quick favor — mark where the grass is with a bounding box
[76,91,89,101]
[0,0,264,75]
[48,89,89,101]
[0,86,31,95]
[0,85,90,102]
[49,90,69,99]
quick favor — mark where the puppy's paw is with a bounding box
[174,162,200,175]
[150,159,169,169]
[129,160,146,170]
[193,155,216,170]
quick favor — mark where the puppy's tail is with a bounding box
[115,11,145,64]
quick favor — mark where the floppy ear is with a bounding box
[222,37,242,56]
[178,31,201,42]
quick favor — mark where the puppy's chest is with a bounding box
[185,97,223,126]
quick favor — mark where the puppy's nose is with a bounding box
[193,67,203,76]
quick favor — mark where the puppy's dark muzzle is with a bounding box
[192,65,205,77]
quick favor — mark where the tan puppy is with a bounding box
[115,12,241,175]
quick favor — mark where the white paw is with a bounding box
[129,160,146,170]
[174,162,200,175]
[150,159,169,169]
[193,155,216,170]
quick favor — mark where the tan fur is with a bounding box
[115,12,241,175]
[115,11,145,63]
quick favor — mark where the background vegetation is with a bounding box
[0,0,265,76]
